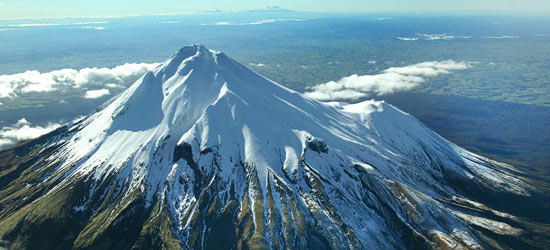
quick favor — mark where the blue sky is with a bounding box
[1,0,549,19]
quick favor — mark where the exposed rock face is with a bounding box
[0,45,548,250]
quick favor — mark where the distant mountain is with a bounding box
[0,45,548,249]
[245,6,296,13]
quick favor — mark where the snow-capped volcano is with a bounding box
[0,45,548,249]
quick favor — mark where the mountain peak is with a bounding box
[160,44,223,75]
[173,44,220,58]
[0,45,542,249]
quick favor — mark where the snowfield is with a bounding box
[0,45,541,249]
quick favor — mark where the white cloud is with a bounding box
[0,83,14,98]
[0,62,159,98]
[105,83,122,88]
[484,35,519,39]
[247,19,279,25]
[0,139,13,151]
[84,88,110,99]
[397,37,419,41]
[4,23,62,27]
[375,17,393,21]
[385,61,470,76]
[0,118,61,151]
[213,21,231,25]
[400,33,519,40]
[249,63,266,67]
[398,33,471,41]
[420,33,472,40]
[1,21,109,28]
[72,21,109,25]
[421,33,456,40]
[205,19,305,26]
[246,19,287,25]
[81,26,104,30]
[304,60,471,101]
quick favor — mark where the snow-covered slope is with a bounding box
[0,45,546,249]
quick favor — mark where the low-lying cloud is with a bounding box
[0,63,159,98]
[421,33,472,40]
[3,23,62,27]
[304,60,471,101]
[398,33,520,41]
[0,21,109,28]
[0,119,61,151]
[397,37,419,41]
[398,33,472,41]
[84,89,110,99]
[81,26,105,30]
[203,19,305,26]
[484,35,519,39]
[249,63,266,67]
[159,21,180,24]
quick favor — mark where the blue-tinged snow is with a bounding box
[40,45,530,248]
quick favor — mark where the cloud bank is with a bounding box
[204,19,305,26]
[1,21,109,28]
[421,33,472,40]
[0,63,159,98]
[0,119,61,151]
[484,35,519,39]
[398,33,520,41]
[398,33,472,41]
[304,60,471,101]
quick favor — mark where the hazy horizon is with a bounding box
[1,0,550,20]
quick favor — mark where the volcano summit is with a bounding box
[0,45,548,249]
